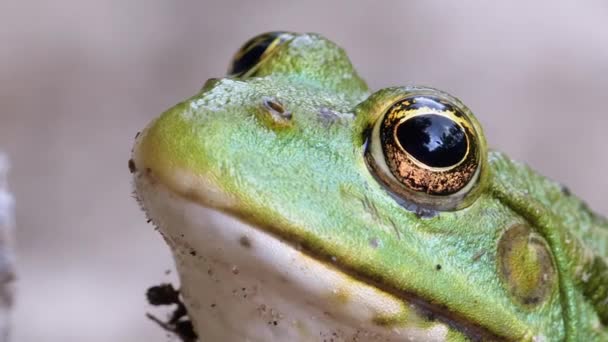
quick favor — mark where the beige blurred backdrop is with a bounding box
[1,1,607,341]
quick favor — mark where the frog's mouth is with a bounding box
[131,156,513,342]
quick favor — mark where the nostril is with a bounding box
[259,97,293,128]
[263,97,291,119]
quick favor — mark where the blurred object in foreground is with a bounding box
[0,153,16,342]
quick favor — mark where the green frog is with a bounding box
[130,32,608,341]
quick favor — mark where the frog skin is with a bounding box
[130,32,608,341]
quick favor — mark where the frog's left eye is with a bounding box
[228,31,294,77]
[365,91,486,211]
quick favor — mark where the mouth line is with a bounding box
[133,166,508,342]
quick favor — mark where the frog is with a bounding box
[130,32,608,341]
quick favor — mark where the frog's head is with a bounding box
[131,32,603,341]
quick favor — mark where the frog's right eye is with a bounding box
[228,31,294,77]
[364,88,487,212]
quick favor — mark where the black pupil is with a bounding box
[396,114,467,168]
[229,33,282,75]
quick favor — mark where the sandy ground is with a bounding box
[1,1,607,341]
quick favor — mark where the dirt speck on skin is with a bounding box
[128,159,137,173]
[146,283,198,342]
[239,236,252,248]
[472,250,485,262]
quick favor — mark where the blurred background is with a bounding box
[1,1,607,341]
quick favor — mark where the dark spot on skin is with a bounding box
[210,303,216,308]
[523,296,540,305]
[128,159,137,173]
[414,206,438,219]
[239,236,252,248]
[436,264,442,271]
[319,107,337,121]
[560,184,571,196]
[189,250,197,257]
[472,250,485,262]
[369,237,380,249]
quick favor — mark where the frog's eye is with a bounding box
[365,91,485,211]
[228,31,294,77]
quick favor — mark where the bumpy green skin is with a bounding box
[137,33,608,340]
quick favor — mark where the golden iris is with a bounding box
[366,91,485,211]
